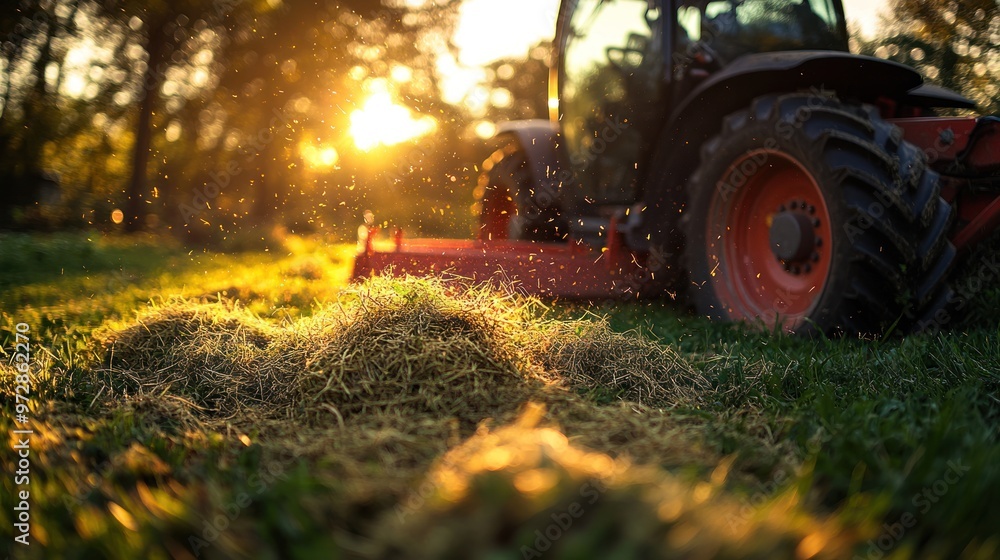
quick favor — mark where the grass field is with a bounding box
[1,231,999,559]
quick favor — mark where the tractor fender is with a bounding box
[494,119,566,195]
[669,51,924,127]
[905,83,976,110]
[659,52,925,167]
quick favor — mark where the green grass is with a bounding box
[1,231,999,559]
[573,287,1000,557]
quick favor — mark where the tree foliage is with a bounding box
[858,0,999,113]
[0,0,484,240]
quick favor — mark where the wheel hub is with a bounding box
[769,209,817,262]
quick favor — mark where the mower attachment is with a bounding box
[351,223,643,299]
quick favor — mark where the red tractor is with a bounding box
[354,0,1000,336]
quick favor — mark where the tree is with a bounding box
[101,0,233,232]
[0,0,83,223]
[860,0,999,114]
[0,0,487,240]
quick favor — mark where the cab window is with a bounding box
[677,0,847,65]
[561,0,665,208]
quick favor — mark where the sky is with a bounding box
[842,0,889,37]
[454,0,891,67]
[453,0,561,66]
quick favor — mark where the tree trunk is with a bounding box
[250,134,283,225]
[16,7,56,178]
[125,17,167,233]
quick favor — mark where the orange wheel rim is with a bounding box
[706,149,833,331]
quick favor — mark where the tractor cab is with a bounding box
[557,0,848,221]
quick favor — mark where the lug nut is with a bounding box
[808,205,816,215]
[804,263,812,273]
[815,237,823,247]
[811,252,820,262]
[813,218,821,228]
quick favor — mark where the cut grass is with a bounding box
[92,275,708,423]
[1,231,999,559]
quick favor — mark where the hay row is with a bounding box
[94,276,712,423]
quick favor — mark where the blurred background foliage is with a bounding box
[855,0,999,114]
[0,0,551,245]
[0,0,995,246]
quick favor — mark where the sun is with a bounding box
[350,90,437,151]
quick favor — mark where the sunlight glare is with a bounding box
[350,89,436,151]
[319,148,338,166]
[61,40,101,98]
[842,0,887,37]
[453,0,558,66]
[64,74,87,97]
[474,121,497,139]
[300,143,340,168]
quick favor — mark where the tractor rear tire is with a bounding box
[477,141,565,242]
[681,93,956,336]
